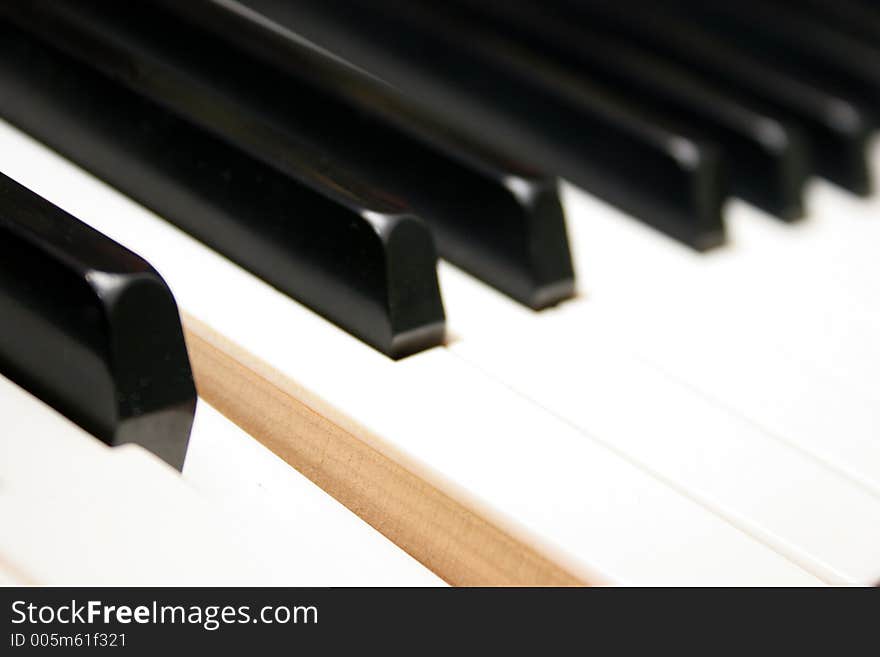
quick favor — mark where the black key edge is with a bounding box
[0,173,195,469]
[0,22,446,360]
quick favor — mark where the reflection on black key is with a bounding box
[227,0,726,250]
[550,0,876,195]
[0,173,195,469]
[447,0,808,220]
[7,0,574,310]
[0,23,444,359]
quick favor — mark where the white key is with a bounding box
[183,402,444,586]
[440,237,880,584]
[439,229,880,501]
[0,373,440,586]
[0,120,820,584]
[451,313,880,584]
[562,180,880,401]
[556,184,880,493]
[0,374,264,585]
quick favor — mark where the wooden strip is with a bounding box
[183,315,586,587]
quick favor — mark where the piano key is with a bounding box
[656,0,880,114]
[448,302,880,584]
[569,182,880,398]
[0,172,195,469]
[0,373,440,585]
[0,21,444,359]
[548,0,876,195]
[0,372,260,585]
[556,183,880,494]
[221,0,727,249]
[442,0,808,220]
[0,120,819,585]
[182,399,445,587]
[151,0,576,309]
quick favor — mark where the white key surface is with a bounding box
[0,373,440,586]
[438,171,880,497]
[183,401,444,586]
[557,182,880,494]
[451,314,880,584]
[0,373,267,585]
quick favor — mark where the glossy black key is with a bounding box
[655,0,880,116]
[0,173,195,469]
[446,0,808,220]
[0,22,444,359]
[155,0,575,309]
[549,0,876,195]
[4,0,572,310]
[220,0,726,250]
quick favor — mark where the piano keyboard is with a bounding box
[1,0,878,586]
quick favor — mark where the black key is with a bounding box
[656,0,880,116]
[445,0,808,220]
[6,0,573,310]
[0,21,444,359]
[549,0,876,195]
[223,0,727,250]
[778,0,880,48]
[156,0,575,309]
[0,173,195,470]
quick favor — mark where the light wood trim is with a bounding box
[183,315,586,586]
